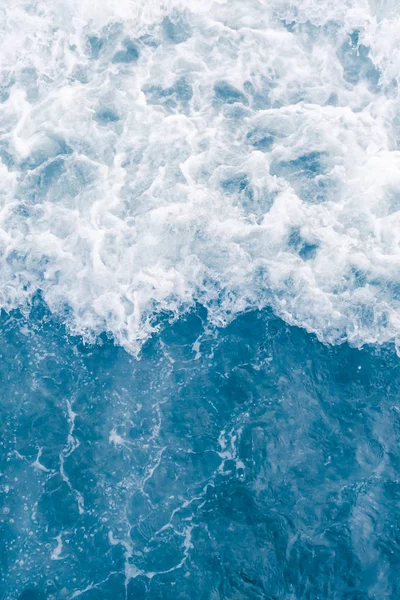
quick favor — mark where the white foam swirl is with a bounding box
[1,0,400,352]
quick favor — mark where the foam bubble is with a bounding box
[1,0,400,353]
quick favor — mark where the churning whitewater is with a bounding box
[2,0,400,353]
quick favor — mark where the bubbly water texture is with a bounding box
[2,0,400,352]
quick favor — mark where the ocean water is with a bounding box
[3,300,400,599]
[2,0,400,598]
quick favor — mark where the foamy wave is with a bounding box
[1,0,400,353]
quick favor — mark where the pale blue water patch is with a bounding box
[1,296,400,599]
[111,42,140,65]
[338,30,381,91]
[142,78,193,114]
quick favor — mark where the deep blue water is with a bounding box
[1,297,400,599]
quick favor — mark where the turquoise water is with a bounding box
[1,297,400,598]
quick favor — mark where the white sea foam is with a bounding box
[1,0,400,352]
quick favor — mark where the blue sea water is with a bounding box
[2,299,400,599]
[2,0,400,598]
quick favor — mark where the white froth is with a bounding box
[1,0,400,352]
